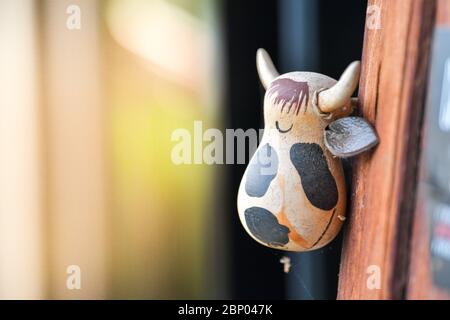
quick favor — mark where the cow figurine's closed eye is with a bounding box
[237,49,378,252]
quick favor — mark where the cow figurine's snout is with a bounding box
[237,49,378,252]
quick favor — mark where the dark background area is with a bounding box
[223,0,368,299]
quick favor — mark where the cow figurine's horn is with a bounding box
[256,48,280,89]
[317,61,361,113]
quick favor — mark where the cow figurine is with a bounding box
[237,49,378,252]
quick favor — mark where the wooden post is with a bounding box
[338,0,436,299]
[43,0,108,299]
[0,0,45,299]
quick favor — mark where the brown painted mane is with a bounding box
[267,78,310,115]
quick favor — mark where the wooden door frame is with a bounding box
[338,0,438,299]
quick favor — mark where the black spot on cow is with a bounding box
[244,207,290,247]
[245,144,278,197]
[290,143,338,211]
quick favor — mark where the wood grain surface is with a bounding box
[337,0,436,299]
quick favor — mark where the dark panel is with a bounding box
[223,0,367,300]
[319,0,368,78]
[223,0,284,299]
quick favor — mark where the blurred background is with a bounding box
[0,0,366,299]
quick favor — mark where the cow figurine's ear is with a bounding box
[324,116,379,158]
[318,62,379,158]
